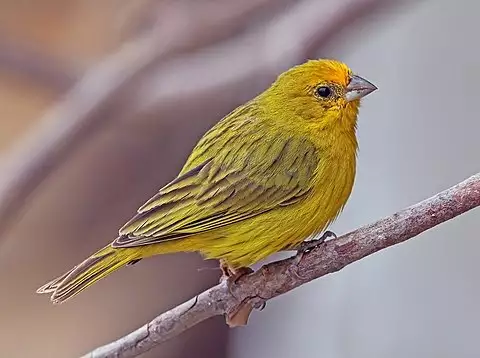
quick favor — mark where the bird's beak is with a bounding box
[345,74,377,102]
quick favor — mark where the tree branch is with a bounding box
[0,40,77,91]
[82,172,480,358]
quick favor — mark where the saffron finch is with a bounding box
[38,59,377,303]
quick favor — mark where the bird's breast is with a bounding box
[307,147,356,232]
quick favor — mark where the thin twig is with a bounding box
[82,172,480,358]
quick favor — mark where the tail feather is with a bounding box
[36,269,74,294]
[37,246,136,304]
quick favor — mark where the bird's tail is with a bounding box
[37,245,137,304]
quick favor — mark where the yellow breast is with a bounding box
[189,144,356,268]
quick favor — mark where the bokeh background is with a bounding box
[1,1,479,357]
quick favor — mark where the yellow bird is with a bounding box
[37,59,376,303]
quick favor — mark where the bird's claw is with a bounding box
[289,230,337,279]
[295,230,336,256]
[219,264,253,285]
[254,300,267,311]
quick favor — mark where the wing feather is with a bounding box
[113,111,319,248]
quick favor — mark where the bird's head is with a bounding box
[264,59,377,132]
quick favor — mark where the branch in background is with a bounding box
[0,40,77,91]
[131,0,400,117]
[82,173,480,358]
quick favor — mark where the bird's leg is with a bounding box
[219,260,264,327]
[219,260,253,284]
[289,230,337,279]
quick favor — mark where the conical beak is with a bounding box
[345,74,377,102]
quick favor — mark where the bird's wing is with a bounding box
[113,116,319,248]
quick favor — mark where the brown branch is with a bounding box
[82,172,480,358]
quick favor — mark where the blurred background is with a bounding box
[0,0,479,357]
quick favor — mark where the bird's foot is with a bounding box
[219,260,264,327]
[294,230,337,263]
[289,230,337,279]
[219,262,253,285]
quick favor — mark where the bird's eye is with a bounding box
[316,86,331,98]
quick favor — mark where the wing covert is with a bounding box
[113,117,319,248]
